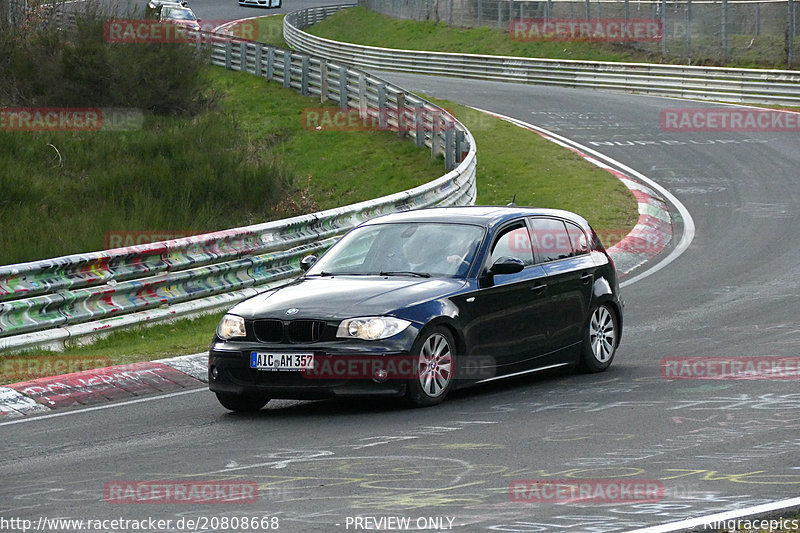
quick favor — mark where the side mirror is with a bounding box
[488,256,525,276]
[300,255,318,272]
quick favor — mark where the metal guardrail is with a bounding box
[361,0,800,67]
[0,25,477,351]
[284,4,800,106]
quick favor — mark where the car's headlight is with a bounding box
[336,317,411,341]
[217,314,246,340]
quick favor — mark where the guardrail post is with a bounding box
[414,104,425,148]
[239,41,248,72]
[320,61,329,103]
[431,111,440,159]
[445,127,455,171]
[225,40,232,70]
[377,84,387,129]
[584,0,590,19]
[283,52,291,88]
[358,74,367,117]
[624,0,630,22]
[266,47,274,81]
[456,130,465,164]
[254,45,263,77]
[301,56,310,96]
[397,92,406,138]
[339,66,348,109]
[477,0,483,26]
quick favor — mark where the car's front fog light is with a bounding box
[337,317,411,341]
[217,314,246,340]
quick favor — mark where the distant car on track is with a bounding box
[239,0,282,8]
[208,206,623,412]
[159,4,201,31]
[146,0,188,17]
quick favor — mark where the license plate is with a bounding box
[250,352,314,371]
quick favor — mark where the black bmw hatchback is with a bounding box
[209,206,623,411]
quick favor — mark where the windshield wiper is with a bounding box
[306,272,373,277]
[379,271,431,278]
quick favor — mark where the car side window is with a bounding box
[566,222,590,255]
[489,223,534,266]
[531,218,573,262]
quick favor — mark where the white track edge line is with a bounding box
[0,387,206,427]
[472,107,696,288]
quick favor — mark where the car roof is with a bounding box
[362,206,591,230]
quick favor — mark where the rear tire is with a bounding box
[215,392,270,412]
[579,304,618,373]
[404,326,456,408]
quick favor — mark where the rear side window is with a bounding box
[530,218,573,262]
[566,222,589,255]
[490,223,534,266]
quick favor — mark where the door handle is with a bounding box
[580,273,593,283]
[530,283,547,293]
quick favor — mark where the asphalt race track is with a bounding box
[2,2,799,532]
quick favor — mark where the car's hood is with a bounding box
[230,276,466,321]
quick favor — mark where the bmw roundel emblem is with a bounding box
[286,308,299,315]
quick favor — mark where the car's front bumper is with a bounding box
[208,328,420,399]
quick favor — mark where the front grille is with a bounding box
[253,319,283,343]
[287,320,325,343]
[248,319,329,344]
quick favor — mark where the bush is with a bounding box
[0,1,211,115]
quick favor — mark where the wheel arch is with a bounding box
[419,316,466,356]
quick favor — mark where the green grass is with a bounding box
[0,64,442,264]
[0,84,638,374]
[307,7,637,62]
[246,14,288,48]
[305,6,796,68]
[207,68,443,212]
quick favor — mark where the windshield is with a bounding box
[163,8,196,20]
[307,222,485,278]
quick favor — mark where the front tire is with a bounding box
[404,326,456,408]
[579,304,618,372]
[215,392,270,412]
